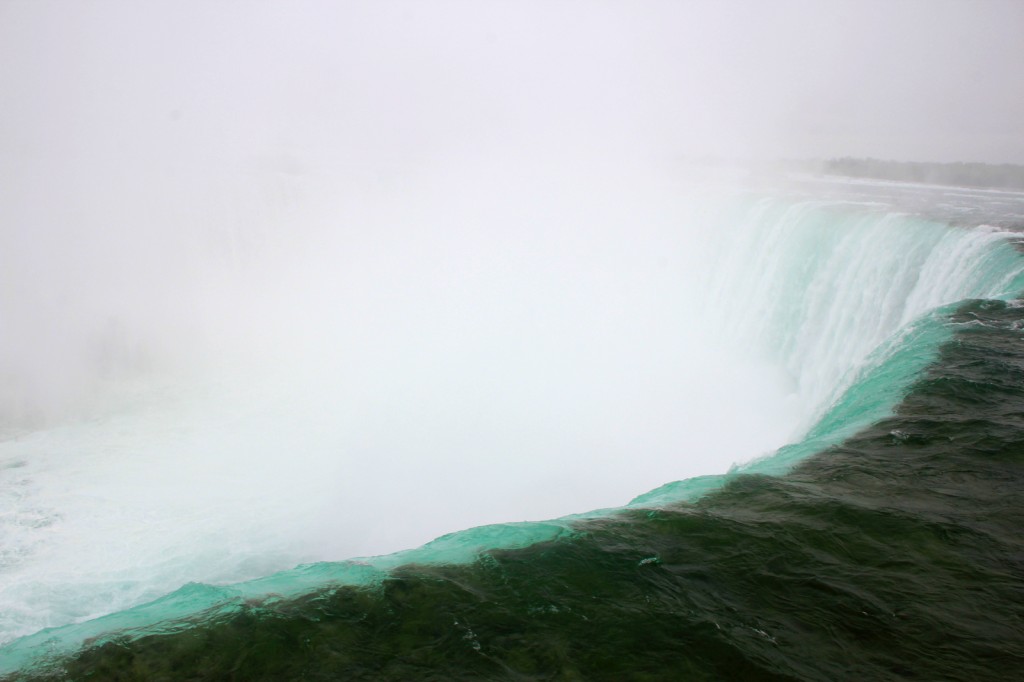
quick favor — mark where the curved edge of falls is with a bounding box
[4,194,1024,676]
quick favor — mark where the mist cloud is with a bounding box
[1,0,1022,418]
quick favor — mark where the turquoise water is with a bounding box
[13,296,1024,681]
[4,182,1024,679]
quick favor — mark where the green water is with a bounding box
[6,189,1024,679]
[12,297,1024,681]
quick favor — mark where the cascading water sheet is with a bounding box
[3,179,1024,677]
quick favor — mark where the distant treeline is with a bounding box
[819,157,1024,191]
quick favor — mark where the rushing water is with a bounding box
[3,176,1024,679]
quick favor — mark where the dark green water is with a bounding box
[14,297,1024,681]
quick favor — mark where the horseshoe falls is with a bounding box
[3,174,1024,680]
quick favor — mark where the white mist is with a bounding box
[0,159,801,643]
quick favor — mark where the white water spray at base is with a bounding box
[0,166,802,644]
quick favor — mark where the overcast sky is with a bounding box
[1,0,1022,170]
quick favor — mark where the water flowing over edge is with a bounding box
[3,188,1024,675]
